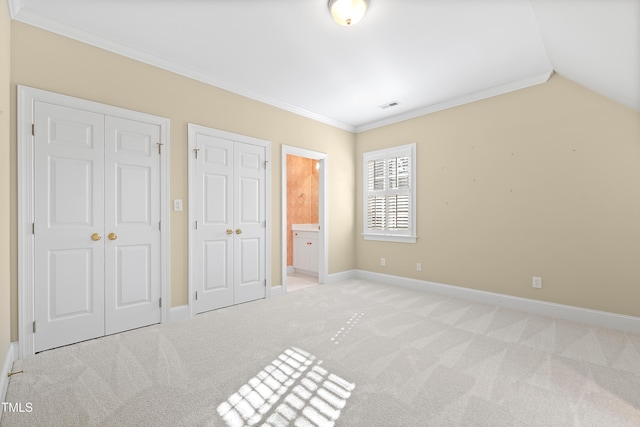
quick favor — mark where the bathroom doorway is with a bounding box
[281,146,327,293]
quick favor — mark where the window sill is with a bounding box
[363,234,417,243]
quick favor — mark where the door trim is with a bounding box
[187,124,272,318]
[281,145,328,293]
[17,85,171,358]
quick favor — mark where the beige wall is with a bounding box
[7,19,640,345]
[1,0,12,360]
[9,22,356,341]
[356,74,640,317]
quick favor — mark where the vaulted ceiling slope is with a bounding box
[8,0,640,132]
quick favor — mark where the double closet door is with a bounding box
[191,125,267,314]
[33,101,162,352]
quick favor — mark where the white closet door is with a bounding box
[234,142,267,304]
[194,132,235,313]
[104,116,162,334]
[33,102,105,352]
[192,127,267,313]
[33,103,163,352]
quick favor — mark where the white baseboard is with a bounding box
[1,342,17,413]
[169,305,190,323]
[269,285,284,298]
[326,270,357,284]
[354,270,640,334]
[286,266,294,275]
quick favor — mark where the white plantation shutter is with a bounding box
[387,194,409,230]
[368,159,385,191]
[363,144,416,243]
[367,196,385,229]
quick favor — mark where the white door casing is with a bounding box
[189,124,271,315]
[18,86,170,357]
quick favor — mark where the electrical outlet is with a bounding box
[380,258,386,266]
[532,276,542,289]
[416,263,422,272]
[173,199,183,211]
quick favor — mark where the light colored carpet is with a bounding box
[2,279,640,426]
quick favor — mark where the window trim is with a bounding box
[362,143,417,243]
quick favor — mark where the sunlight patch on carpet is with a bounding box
[217,347,355,426]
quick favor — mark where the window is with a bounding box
[363,143,416,243]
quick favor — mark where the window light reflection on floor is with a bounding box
[330,312,364,345]
[217,347,355,426]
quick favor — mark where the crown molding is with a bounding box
[7,0,24,18]
[355,71,553,133]
[8,4,555,134]
[9,6,356,133]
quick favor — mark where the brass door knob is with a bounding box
[108,233,118,241]
[91,233,102,241]
[226,229,233,235]
[235,229,242,235]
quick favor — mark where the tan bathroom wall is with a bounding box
[286,155,320,266]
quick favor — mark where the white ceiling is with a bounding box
[8,0,640,132]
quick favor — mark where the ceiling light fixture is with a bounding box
[328,0,369,27]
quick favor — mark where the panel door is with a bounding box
[194,132,235,313]
[234,142,266,304]
[33,102,106,352]
[104,116,162,334]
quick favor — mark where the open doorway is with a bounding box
[281,146,327,293]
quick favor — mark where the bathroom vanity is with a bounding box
[292,224,319,276]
